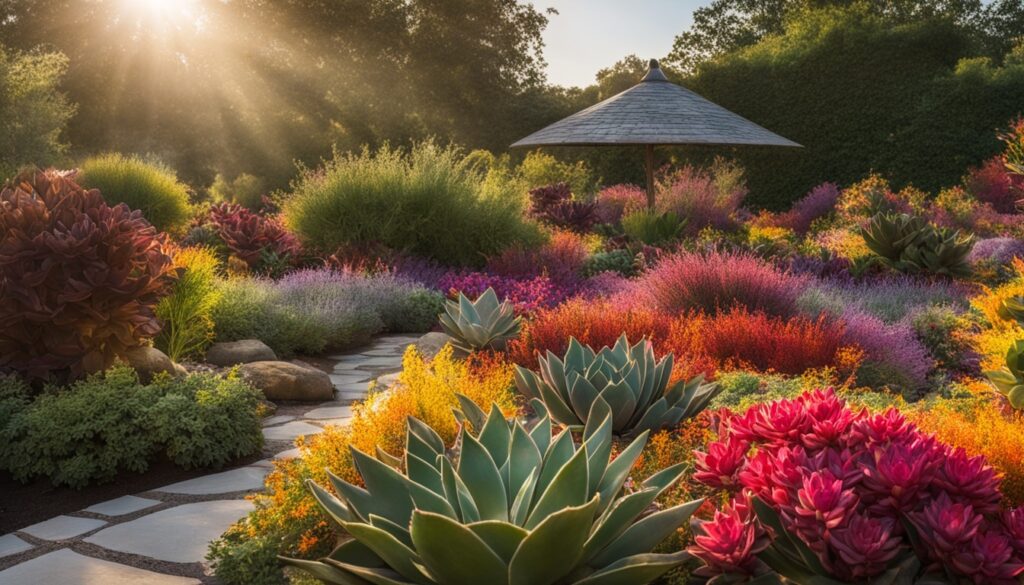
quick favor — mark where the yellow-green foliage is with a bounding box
[78,153,193,233]
[209,173,266,210]
[156,247,222,361]
[517,150,596,196]
[971,257,1024,371]
[208,345,516,584]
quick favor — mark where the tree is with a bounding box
[0,44,75,177]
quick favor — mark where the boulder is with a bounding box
[206,340,277,366]
[415,332,456,360]
[123,346,182,383]
[239,361,334,402]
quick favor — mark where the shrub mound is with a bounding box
[77,153,193,233]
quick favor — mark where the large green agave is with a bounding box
[438,287,521,353]
[514,335,720,436]
[984,339,1024,410]
[860,213,974,278]
[282,402,702,585]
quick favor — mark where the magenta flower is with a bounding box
[830,514,903,580]
[688,494,770,578]
[694,438,749,491]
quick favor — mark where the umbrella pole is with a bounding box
[645,144,656,208]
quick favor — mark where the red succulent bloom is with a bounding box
[861,438,940,513]
[936,448,1002,514]
[848,408,917,445]
[911,493,983,556]
[830,514,903,580]
[949,529,1024,584]
[688,494,770,578]
[694,437,749,490]
[746,398,813,445]
[1004,507,1024,556]
[800,389,858,451]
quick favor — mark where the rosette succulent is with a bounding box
[514,335,720,435]
[439,287,521,353]
[283,402,703,585]
[984,339,1024,410]
[861,213,974,278]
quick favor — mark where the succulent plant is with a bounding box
[984,339,1024,410]
[439,287,521,352]
[860,213,974,278]
[621,209,685,246]
[514,335,720,435]
[283,402,702,585]
[206,203,302,272]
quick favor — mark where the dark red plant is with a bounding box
[528,183,598,233]
[207,203,302,270]
[0,170,176,383]
[690,389,1024,584]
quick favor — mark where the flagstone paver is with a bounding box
[84,500,254,563]
[84,495,161,517]
[0,549,201,585]
[156,466,270,495]
[21,515,106,541]
[0,535,32,559]
[262,420,325,441]
[0,334,418,580]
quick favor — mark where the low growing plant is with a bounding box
[622,209,685,246]
[439,288,522,353]
[861,212,975,278]
[284,404,702,585]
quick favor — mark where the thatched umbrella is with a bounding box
[511,60,801,207]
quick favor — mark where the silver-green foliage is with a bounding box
[860,213,974,278]
[439,288,521,353]
[515,335,720,436]
[283,402,701,585]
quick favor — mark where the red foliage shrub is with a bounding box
[485,229,588,283]
[665,309,847,376]
[965,157,1024,214]
[0,170,176,383]
[207,203,302,270]
[506,298,673,368]
[594,184,646,225]
[637,249,806,317]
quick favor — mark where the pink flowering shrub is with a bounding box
[772,182,840,234]
[690,389,1024,584]
[484,229,588,285]
[656,160,747,235]
[594,184,646,224]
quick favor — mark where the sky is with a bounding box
[537,0,704,88]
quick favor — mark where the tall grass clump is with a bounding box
[155,247,222,361]
[77,153,193,233]
[284,142,540,267]
[638,249,807,317]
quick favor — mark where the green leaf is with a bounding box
[468,520,529,563]
[327,539,384,566]
[308,479,355,525]
[596,431,648,514]
[368,514,413,548]
[457,430,509,521]
[581,488,662,563]
[325,562,418,585]
[535,428,575,499]
[573,551,691,585]
[477,403,512,466]
[509,496,600,585]
[590,499,703,566]
[406,417,444,462]
[525,441,590,530]
[405,451,443,495]
[508,422,543,506]
[510,469,539,526]
[410,511,509,585]
[350,447,414,525]
[343,522,431,585]
[280,556,372,585]
[583,409,613,494]
[453,393,488,434]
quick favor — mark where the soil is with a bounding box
[0,450,263,535]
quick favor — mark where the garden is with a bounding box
[3,0,1024,584]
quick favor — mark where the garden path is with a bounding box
[0,334,420,584]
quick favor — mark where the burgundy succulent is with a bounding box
[207,203,302,270]
[688,495,770,578]
[949,529,1024,584]
[792,470,858,532]
[912,493,983,557]
[861,438,940,513]
[936,448,1002,514]
[0,170,176,383]
[694,437,749,491]
[829,514,902,580]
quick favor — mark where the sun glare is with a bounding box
[120,0,207,35]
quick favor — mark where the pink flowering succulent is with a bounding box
[689,389,1024,583]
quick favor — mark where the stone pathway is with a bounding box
[0,334,420,584]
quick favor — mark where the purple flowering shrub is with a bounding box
[594,184,647,225]
[772,182,840,234]
[656,160,747,235]
[690,389,1024,584]
[969,237,1024,266]
[840,309,934,390]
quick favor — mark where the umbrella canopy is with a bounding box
[511,60,801,207]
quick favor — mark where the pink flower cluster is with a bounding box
[690,389,1024,583]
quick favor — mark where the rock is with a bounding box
[206,339,277,366]
[239,361,334,401]
[123,346,181,383]
[415,331,455,360]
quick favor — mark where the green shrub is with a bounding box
[78,153,193,232]
[517,150,597,195]
[583,248,639,277]
[378,288,445,332]
[0,365,263,488]
[209,279,316,358]
[207,532,291,585]
[209,173,266,210]
[156,247,222,361]
[284,142,541,267]
[622,209,685,245]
